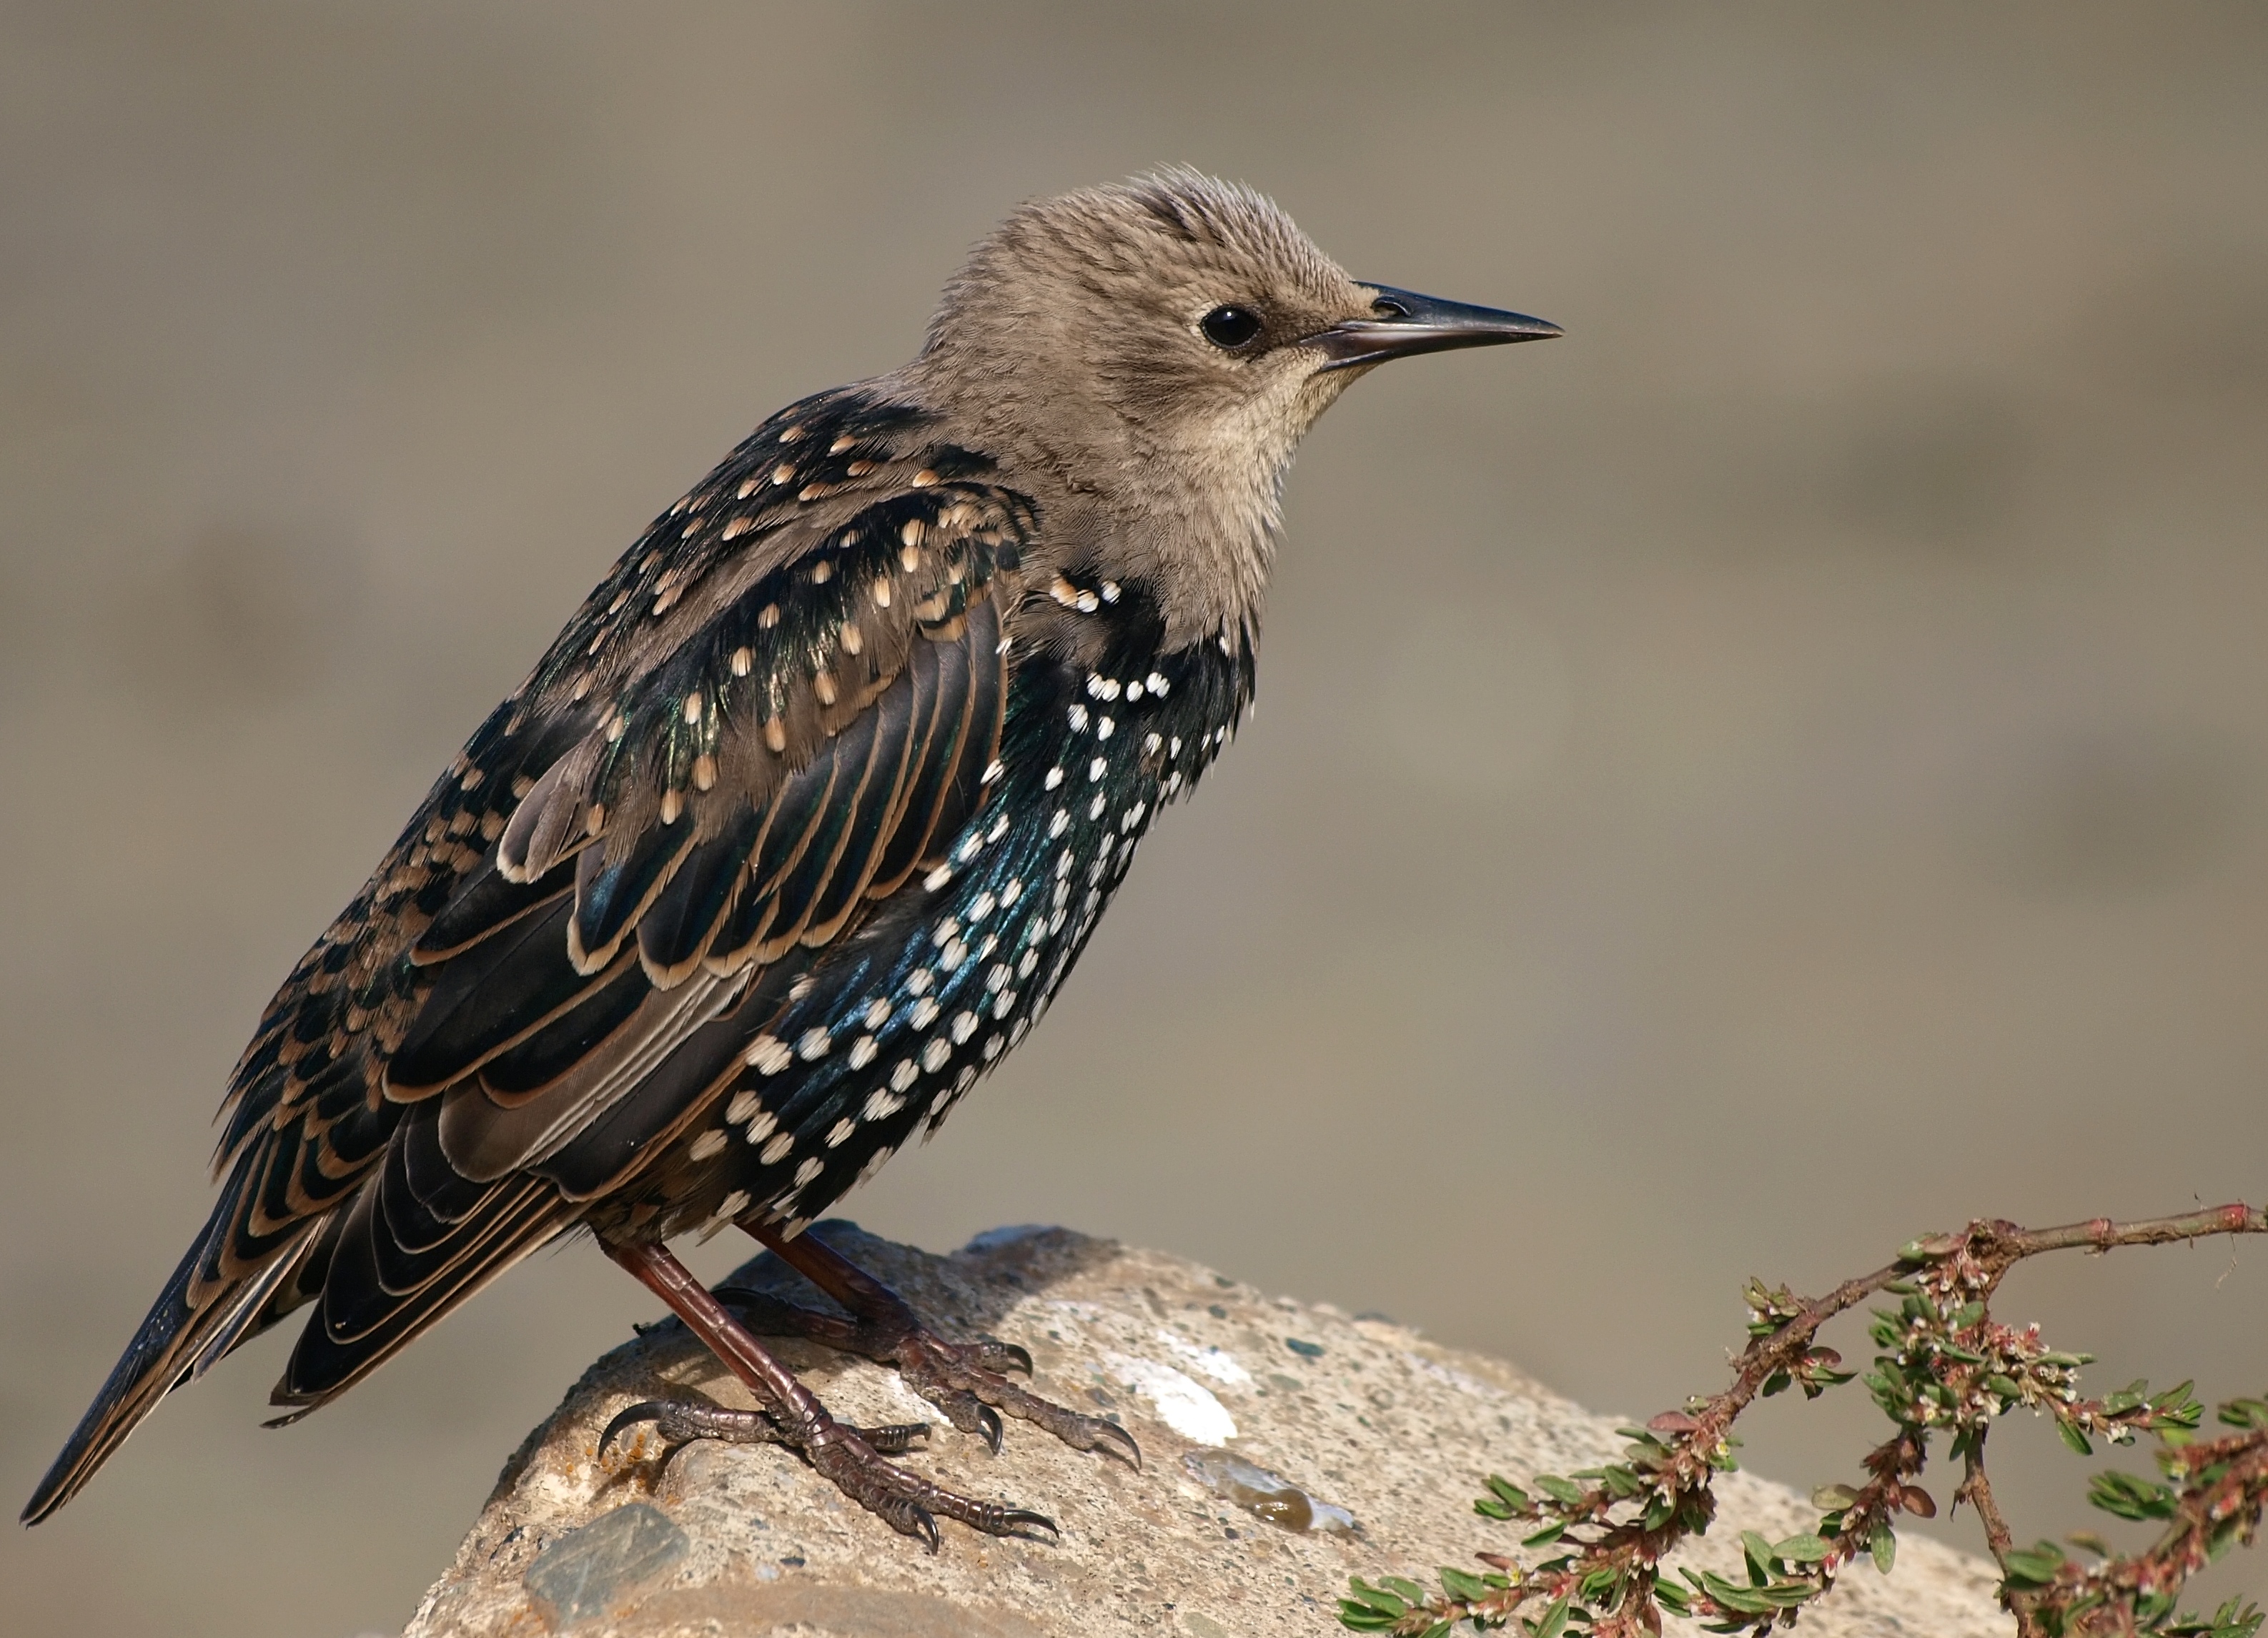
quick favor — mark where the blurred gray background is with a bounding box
[4,3,2265,1633]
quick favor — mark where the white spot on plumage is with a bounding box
[864,998,891,1029]
[761,1131,794,1163]
[689,1129,727,1161]
[865,1088,904,1121]
[931,919,960,947]
[992,989,1018,1020]
[1067,704,1089,733]
[1001,878,1023,905]
[1044,766,1064,790]
[856,1144,896,1185]
[910,997,940,1028]
[940,938,967,970]
[984,1033,1005,1060]
[719,1190,749,1218]
[985,963,1011,992]
[727,1091,761,1124]
[889,1059,918,1092]
[1088,794,1106,819]
[743,1109,778,1143]
[848,1035,878,1068]
[1017,948,1039,978]
[954,1065,977,1093]
[797,1028,831,1060]
[981,758,1005,785]
[923,864,954,891]
[795,1156,823,1186]
[969,890,996,921]
[1048,809,1069,838]
[950,1011,978,1043]
[827,1119,855,1148]
[746,1036,793,1075]
[921,1038,951,1073]
[1089,758,1106,782]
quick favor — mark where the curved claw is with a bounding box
[907,1504,941,1554]
[984,1338,1035,1376]
[1092,1419,1142,1471]
[996,1507,1059,1541]
[975,1403,1004,1455]
[600,1400,670,1461]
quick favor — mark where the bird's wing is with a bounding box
[264,395,1028,1406]
[26,386,1031,1514]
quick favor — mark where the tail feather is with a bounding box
[21,1185,325,1525]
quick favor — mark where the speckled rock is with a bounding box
[403,1226,2003,1637]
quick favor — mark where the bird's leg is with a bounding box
[718,1223,1140,1471]
[598,1239,1056,1549]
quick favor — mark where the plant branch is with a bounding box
[1339,1203,2268,1638]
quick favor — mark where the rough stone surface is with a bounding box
[405,1226,2004,1637]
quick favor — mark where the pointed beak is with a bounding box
[1304,284,1562,371]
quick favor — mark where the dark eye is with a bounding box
[1200,305,1263,349]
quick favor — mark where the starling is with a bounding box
[25,170,1557,1546]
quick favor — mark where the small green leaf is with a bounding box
[1811,1483,1861,1511]
[1534,1474,1585,1508]
[1486,1474,1531,1511]
[1341,1578,1408,1618]
[2001,1542,2065,1587]
[1741,1530,1776,1582]
[1871,1522,1897,1574]
[1437,1567,1489,1602]
[1530,1597,1571,1638]
[2057,1419,2094,1456]
[1776,1533,1833,1563]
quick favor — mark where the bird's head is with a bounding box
[907,169,1558,640]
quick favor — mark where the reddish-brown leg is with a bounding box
[718,1223,1140,1470]
[599,1238,1056,1549]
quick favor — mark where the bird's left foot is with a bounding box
[720,1226,1141,1470]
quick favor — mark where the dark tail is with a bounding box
[21,1176,327,1525]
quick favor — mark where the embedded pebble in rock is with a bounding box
[522,1502,688,1626]
[1182,1446,1355,1534]
[403,1223,2005,1638]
